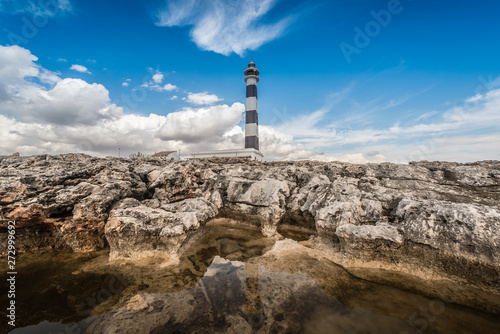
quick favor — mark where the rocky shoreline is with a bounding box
[1,154,499,313]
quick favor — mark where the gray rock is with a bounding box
[105,198,218,260]
[336,222,404,244]
[0,154,499,295]
[395,199,500,264]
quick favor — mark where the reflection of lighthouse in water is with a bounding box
[244,261,263,326]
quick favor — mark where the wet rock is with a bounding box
[84,255,420,334]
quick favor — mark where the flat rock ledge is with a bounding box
[1,154,499,302]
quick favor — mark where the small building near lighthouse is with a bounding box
[190,60,264,161]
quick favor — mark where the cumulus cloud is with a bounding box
[186,92,222,105]
[70,64,91,74]
[141,83,178,92]
[57,58,67,62]
[141,71,178,92]
[0,44,61,100]
[0,45,122,125]
[1,77,123,125]
[156,84,177,92]
[259,125,317,161]
[152,72,164,84]
[157,103,244,143]
[0,113,167,156]
[155,0,293,56]
[0,45,39,84]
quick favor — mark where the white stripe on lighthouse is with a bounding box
[246,77,257,86]
[245,123,258,137]
[246,97,257,111]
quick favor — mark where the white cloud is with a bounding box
[259,125,317,161]
[142,83,178,92]
[156,84,177,92]
[171,95,178,100]
[140,71,177,93]
[152,72,164,84]
[122,79,132,87]
[247,125,386,162]
[157,103,244,143]
[1,77,123,125]
[155,0,293,56]
[0,45,121,125]
[186,92,222,105]
[0,0,71,17]
[70,64,91,74]
[0,44,40,85]
[0,113,168,156]
[0,44,61,101]
[57,58,67,62]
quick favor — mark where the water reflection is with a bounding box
[3,219,500,334]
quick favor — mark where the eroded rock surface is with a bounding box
[1,154,499,296]
[106,198,218,260]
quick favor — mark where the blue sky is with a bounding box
[0,0,499,162]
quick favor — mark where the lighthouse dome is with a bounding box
[244,60,259,78]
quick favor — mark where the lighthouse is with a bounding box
[244,60,259,150]
[190,60,264,161]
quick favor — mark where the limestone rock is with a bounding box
[336,222,404,245]
[225,178,290,233]
[0,154,499,294]
[105,198,218,260]
[395,199,500,264]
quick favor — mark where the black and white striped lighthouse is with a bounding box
[244,60,259,150]
[190,61,263,161]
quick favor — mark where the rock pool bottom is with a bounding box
[2,219,500,334]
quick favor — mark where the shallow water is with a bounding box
[2,220,500,334]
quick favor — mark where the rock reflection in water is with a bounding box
[1,250,125,334]
[86,219,500,334]
[87,255,417,334]
[4,219,500,334]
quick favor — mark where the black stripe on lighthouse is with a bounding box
[246,110,258,124]
[246,85,257,98]
[245,136,259,149]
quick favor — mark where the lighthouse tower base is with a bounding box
[190,148,263,161]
